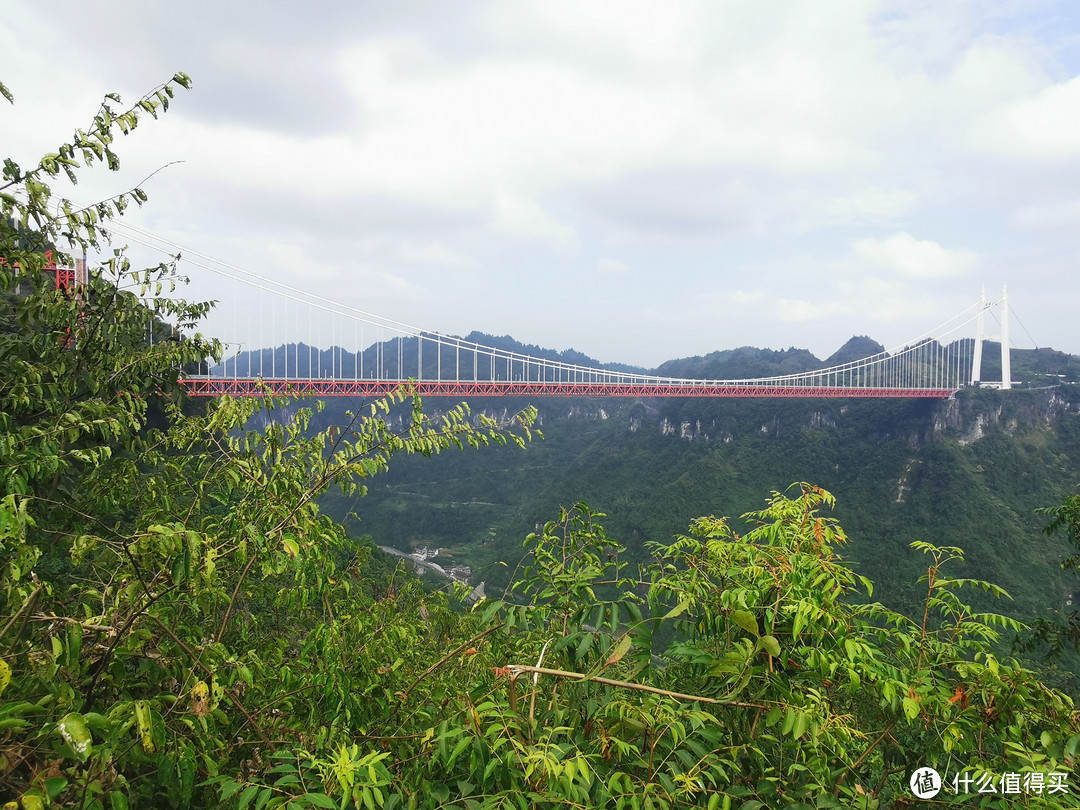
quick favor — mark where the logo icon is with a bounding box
[910,767,942,799]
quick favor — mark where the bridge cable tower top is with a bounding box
[971,285,1011,390]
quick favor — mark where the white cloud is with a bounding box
[492,194,578,251]
[971,74,1080,161]
[814,187,919,229]
[1013,197,1080,229]
[853,232,979,279]
[774,297,848,323]
[398,242,473,268]
[731,290,765,306]
[597,257,629,275]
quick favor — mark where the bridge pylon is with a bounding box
[970,285,1011,390]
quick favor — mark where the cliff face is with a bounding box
[933,388,1080,445]
[515,386,1080,452]
[320,383,1080,624]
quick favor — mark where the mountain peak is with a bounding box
[824,335,887,367]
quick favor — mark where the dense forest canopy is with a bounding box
[3,75,1080,809]
[324,352,1080,627]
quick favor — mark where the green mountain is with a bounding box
[212,331,647,380]
[319,336,1080,629]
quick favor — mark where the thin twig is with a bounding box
[82,585,176,710]
[147,613,272,747]
[528,639,552,727]
[506,664,771,709]
[29,615,113,633]
[0,584,43,646]
[400,623,504,700]
[215,553,257,643]
[833,719,897,797]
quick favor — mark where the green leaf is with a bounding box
[17,789,47,810]
[791,610,805,640]
[606,633,632,667]
[731,609,759,638]
[57,712,93,761]
[758,635,781,657]
[172,553,186,585]
[662,598,692,620]
[782,709,796,737]
[65,622,82,668]
[478,599,503,624]
[219,780,245,802]
[858,575,874,597]
[792,711,810,740]
[237,784,260,810]
[1066,734,1080,757]
[44,777,68,800]
[255,787,274,810]
[282,535,300,558]
[134,701,155,754]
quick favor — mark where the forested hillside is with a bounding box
[322,346,1080,629]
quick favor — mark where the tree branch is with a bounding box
[147,613,272,746]
[506,664,771,709]
[399,622,504,701]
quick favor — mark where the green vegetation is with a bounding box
[335,387,1080,629]
[4,75,1080,809]
[1023,488,1080,661]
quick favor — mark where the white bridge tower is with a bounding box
[970,285,1011,390]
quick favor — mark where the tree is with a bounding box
[1021,490,1080,663]
[0,73,541,808]
[422,486,1080,808]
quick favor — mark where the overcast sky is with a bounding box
[3,1,1079,367]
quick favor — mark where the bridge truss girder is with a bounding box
[181,378,957,399]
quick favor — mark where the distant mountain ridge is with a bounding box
[214,331,1080,387]
[211,331,647,380]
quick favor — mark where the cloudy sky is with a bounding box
[3,1,1079,367]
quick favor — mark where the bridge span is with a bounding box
[183,379,959,399]
[54,222,1015,399]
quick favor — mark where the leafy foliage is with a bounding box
[2,74,1078,810]
[0,72,541,808]
[443,486,1077,808]
[1021,489,1080,662]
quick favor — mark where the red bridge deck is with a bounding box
[181,378,957,399]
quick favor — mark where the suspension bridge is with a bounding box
[74,223,1017,399]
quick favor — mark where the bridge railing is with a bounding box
[193,327,975,394]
